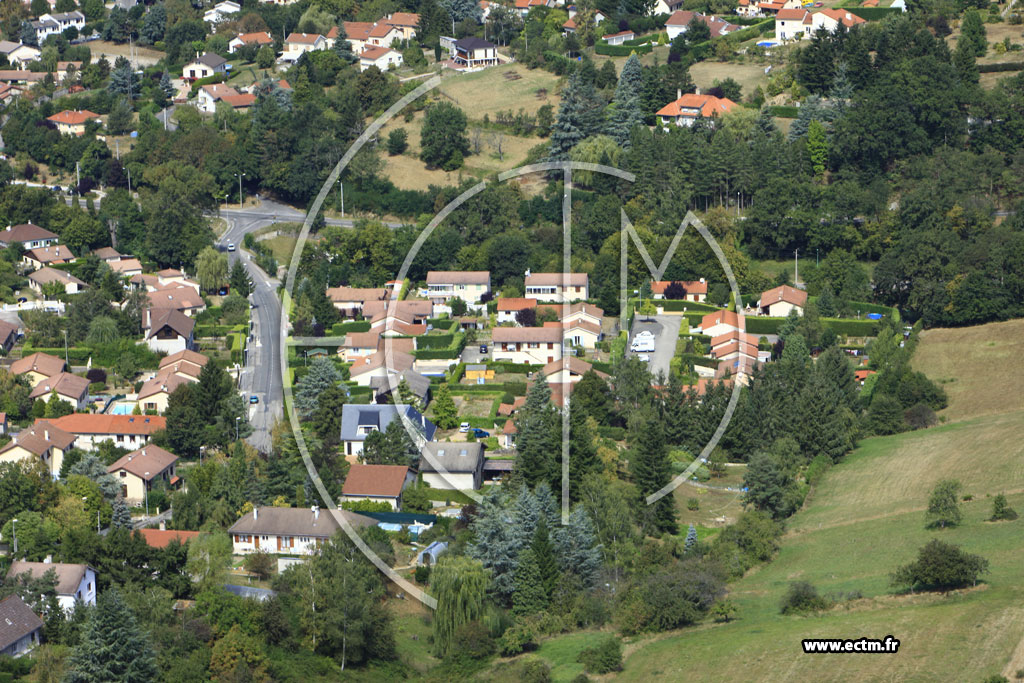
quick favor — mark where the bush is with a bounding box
[244,550,274,580]
[576,635,622,674]
[414,565,430,584]
[904,403,937,430]
[891,539,989,591]
[780,581,832,615]
[86,368,107,384]
[686,497,699,511]
[497,619,537,656]
[449,620,494,661]
[520,659,552,683]
[990,494,1019,521]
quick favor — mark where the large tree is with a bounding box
[926,479,963,529]
[294,357,344,417]
[549,71,604,161]
[64,588,158,683]
[629,408,677,534]
[420,102,471,170]
[194,246,228,294]
[431,555,489,658]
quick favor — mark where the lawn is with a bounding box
[439,63,561,119]
[262,235,299,265]
[912,318,1024,423]
[689,61,770,102]
[674,465,748,530]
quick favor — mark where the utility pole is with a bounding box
[794,249,799,285]
[127,167,131,194]
[62,329,68,366]
[10,518,16,557]
[235,172,246,207]
[115,139,119,159]
[338,177,344,217]
[75,161,80,190]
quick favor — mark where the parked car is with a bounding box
[471,428,490,438]
[227,243,236,252]
[459,422,470,433]
[637,354,651,362]
[479,344,487,353]
[249,395,259,404]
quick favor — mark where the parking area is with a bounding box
[629,314,684,378]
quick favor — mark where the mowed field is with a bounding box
[439,63,562,119]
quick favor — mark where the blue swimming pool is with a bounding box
[108,402,134,415]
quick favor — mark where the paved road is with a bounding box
[218,198,405,228]
[629,314,683,379]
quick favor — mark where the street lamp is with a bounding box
[144,474,150,517]
[62,329,69,366]
[235,416,241,442]
[234,172,246,208]
[11,518,17,557]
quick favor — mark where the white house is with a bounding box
[0,223,58,250]
[775,8,812,41]
[657,91,738,128]
[425,270,491,307]
[339,404,436,460]
[0,42,41,69]
[182,52,228,81]
[0,421,76,479]
[496,297,536,324]
[602,30,635,45]
[524,272,589,302]
[359,45,403,71]
[142,308,196,355]
[699,309,743,337]
[664,10,740,40]
[197,83,240,113]
[6,561,96,613]
[0,596,43,657]
[541,356,607,385]
[651,278,707,301]
[229,31,273,53]
[492,326,563,365]
[420,442,484,491]
[339,464,414,509]
[758,284,807,317]
[227,506,377,555]
[283,33,327,62]
[28,266,85,295]
[28,372,90,411]
[203,1,240,27]
[451,37,499,70]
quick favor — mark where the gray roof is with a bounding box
[6,561,90,596]
[420,441,484,474]
[368,370,431,401]
[0,595,43,651]
[224,584,276,601]
[227,506,375,538]
[340,404,436,443]
[197,52,227,69]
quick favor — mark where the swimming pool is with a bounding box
[108,402,134,415]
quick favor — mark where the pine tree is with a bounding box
[567,402,598,501]
[796,367,853,463]
[64,588,157,683]
[629,409,677,534]
[960,10,987,58]
[111,497,132,530]
[431,382,458,429]
[229,259,253,298]
[685,524,698,551]
[20,22,37,47]
[294,357,343,417]
[467,489,524,605]
[108,57,138,99]
[107,97,133,136]
[549,72,604,161]
[605,96,645,148]
[554,505,602,587]
[530,517,560,600]
[159,71,175,99]
[807,119,828,181]
[513,374,559,488]
[511,548,548,615]
[755,107,779,137]
[614,54,644,104]
[332,23,357,63]
[533,481,560,530]
[827,61,853,117]
[954,33,980,86]
[441,0,483,22]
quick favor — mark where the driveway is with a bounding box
[629,314,683,379]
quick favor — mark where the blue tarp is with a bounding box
[867,313,883,320]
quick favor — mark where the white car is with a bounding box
[227,243,236,252]
[637,354,651,362]
[459,422,470,433]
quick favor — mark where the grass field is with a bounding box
[674,466,747,530]
[689,61,770,102]
[912,318,1024,423]
[500,318,1024,681]
[439,64,561,119]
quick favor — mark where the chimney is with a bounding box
[44,555,52,563]
[676,88,681,100]
[253,508,258,519]
[312,505,319,520]
[43,429,48,441]
[142,448,146,457]
[700,277,705,283]
[159,520,166,531]
[695,87,701,95]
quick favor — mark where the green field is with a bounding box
[505,318,1024,681]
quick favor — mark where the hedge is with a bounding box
[413,348,462,360]
[196,324,232,338]
[485,361,541,374]
[595,42,653,56]
[421,487,475,504]
[978,62,1024,73]
[679,353,719,369]
[743,316,880,336]
[449,381,527,396]
[590,360,613,375]
[416,333,456,349]
[330,321,371,335]
[848,7,902,20]
[811,298,896,317]
[659,300,721,312]
[766,105,800,118]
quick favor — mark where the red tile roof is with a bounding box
[651,279,708,296]
[107,445,178,480]
[342,464,409,498]
[44,413,166,436]
[234,31,272,45]
[657,93,738,119]
[497,297,536,312]
[759,284,807,308]
[47,109,99,125]
[138,528,201,548]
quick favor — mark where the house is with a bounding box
[651,278,707,301]
[497,297,536,324]
[514,0,554,16]
[735,0,759,17]
[541,356,606,384]
[46,109,100,136]
[143,308,196,355]
[229,31,273,53]
[384,12,420,40]
[160,349,208,377]
[756,0,802,16]
[465,364,494,383]
[203,0,240,26]
[349,349,416,387]
[425,271,491,307]
[0,71,46,85]
[0,595,43,657]
[501,419,516,449]
[341,330,381,362]
[283,33,327,62]
[775,8,812,41]
[23,245,76,268]
[130,272,200,295]
[11,352,65,387]
[492,326,563,365]
[657,90,738,127]
[708,330,759,362]
[53,61,82,83]
[813,8,867,33]
[340,21,375,52]
[197,83,240,113]
[43,414,166,452]
[6,561,96,613]
[524,272,589,302]
[138,528,202,549]
[28,267,86,295]
[109,258,143,277]
[222,93,257,111]
[0,420,76,478]
[0,42,40,69]
[326,286,388,317]
[367,22,405,48]
[698,309,743,337]
[340,464,414,509]
[368,368,431,405]
[92,247,122,262]
[36,11,84,35]
[359,45,403,71]
[30,18,61,44]
[182,52,228,81]
[339,404,436,460]
[664,10,740,40]
[146,286,205,316]
[136,374,191,414]
[227,506,376,555]
[715,356,759,385]
[420,442,484,491]
[29,373,89,410]
[602,30,635,45]
[0,321,18,354]
[551,318,602,350]
[106,445,180,505]
[362,299,431,323]
[758,284,806,317]
[451,37,499,70]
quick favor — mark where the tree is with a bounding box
[63,588,157,683]
[257,45,275,69]
[743,451,799,519]
[511,548,547,616]
[294,357,344,417]
[361,420,417,465]
[332,22,357,63]
[549,71,604,161]
[891,539,989,592]
[513,374,558,489]
[926,479,963,529]
[712,598,737,623]
[961,10,987,58]
[420,102,470,170]
[807,119,828,181]
[111,497,132,530]
[185,531,232,589]
[69,454,119,501]
[107,97,133,136]
[386,128,408,155]
[140,4,166,44]
[514,307,537,327]
[441,0,483,23]
[553,504,602,587]
[576,635,622,674]
[229,260,253,298]
[85,316,119,346]
[107,57,138,99]
[991,493,1018,521]
[194,246,228,294]
[431,555,489,658]
[244,550,274,580]
[530,516,559,600]
[629,409,677,534]
[208,624,269,681]
[431,382,458,430]
[685,524,698,552]
[779,581,831,614]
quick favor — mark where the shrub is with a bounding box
[414,565,431,584]
[86,368,107,384]
[891,539,989,591]
[780,581,832,615]
[497,618,538,656]
[576,635,622,674]
[449,620,494,661]
[990,494,1019,521]
[520,659,552,683]
[686,497,699,511]
[244,550,274,580]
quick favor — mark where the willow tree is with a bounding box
[431,556,490,658]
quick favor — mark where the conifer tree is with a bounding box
[629,409,677,534]
[554,505,602,587]
[64,589,157,683]
[513,374,558,488]
[511,548,547,615]
[159,71,175,99]
[294,357,343,417]
[549,72,604,161]
[685,524,698,551]
[108,57,138,99]
[431,382,458,429]
[111,497,132,530]
[333,23,358,63]
[530,516,560,600]
[468,489,524,604]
